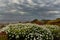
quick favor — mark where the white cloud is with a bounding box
[47,11,60,13]
[12,0,19,4]
[39,3,46,7]
[0,4,6,7]
[4,10,17,13]
[53,0,60,5]
[27,0,33,4]
[19,11,27,15]
[10,10,16,12]
[0,1,7,7]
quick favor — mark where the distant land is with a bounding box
[0,18,59,23]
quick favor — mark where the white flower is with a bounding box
[16,35,19,38]
[3,23,53,40]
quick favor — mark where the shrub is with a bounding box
[42,25,60,40]
[3,23,53,40]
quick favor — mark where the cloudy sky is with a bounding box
[0,0,60,22]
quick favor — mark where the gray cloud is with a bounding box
[0,0,60,22]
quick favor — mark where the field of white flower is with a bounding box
[0,23,60,40]
[39,25,60,40]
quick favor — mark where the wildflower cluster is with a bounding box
[44,25,60,40]
[3,23,53,40]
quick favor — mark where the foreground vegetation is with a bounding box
[0,23,60,40]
